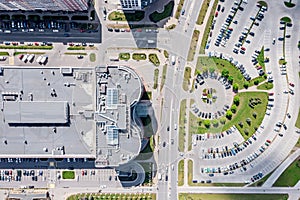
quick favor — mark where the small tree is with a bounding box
[238,121,243,128]
[244,128,249,136]
[221,69,229,78]
[212,119,219,127]
[226,110,233,120]
[203,120,211,128]
[244,82,249,89]
[246,118,252,125]
[220,117,226,124]
[231,105,237,113]
[233,83,239,92]
[254,79,260,85]
[228,76,234,83]
[233,96,240,106]
[252,112,257,118]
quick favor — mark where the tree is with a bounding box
[238,121,243,128]
[243,82,249,89]
[226,110,233,120]
[244,128,249,136]
[228,76,234,83]
[233,96,240,106]
[195,69,201,75]
[231,105,237,113]
[246,118,251,125]
[203,120,211,128]
[254,79,260,85]
[221,69,229,78]
[253,112,257,118]
[233,83,239,92]
[212,119,219,127]
[220,117,226,124]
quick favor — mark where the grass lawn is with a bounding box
[257,82,273,90]
[149,53,160,66]
[273,157,300,187]
[189,92,268,140]
[257,46,265,71]
[178,160,184,186]
[67,46,85,50]
[175,0,185,19]
[199,0,218,54]
[178,194,288,200]
[187,30,200,61]
[196,56,267,89]
[196,0,211,25]
[149,1,174,23]
[89,53,96,62]
[153,68,159,89]
[62,171,75,179]
[160,64,167,91]
[108,11,145,21]
[295,108,300,129]
[182,66,192,91]
[67,193,156,200]
[119,52,130,60]
[133,53,147,60]
[0,45,53,50]
[179,99,187,152]
[64,52,87,55]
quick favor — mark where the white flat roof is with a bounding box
[4,101,69,124]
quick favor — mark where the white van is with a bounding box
[27,54,35,63]
[22,54,29,62]
[36,55,43,63]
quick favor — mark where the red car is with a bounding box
[215,11,218,17]
[34,42,39,46]
[241,47,246,51]
[289,82,294,87]
[69,43,74,46]
[19,54,24,60]
[266,140,271,143]
[228,27,233,31]
[81,170,85,176]
[268,92,274,96]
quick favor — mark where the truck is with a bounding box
[39,55,48,65]
[22,54,29,62]
[27,54,35,63]
[36,55,43,63]
[171,55,176,65]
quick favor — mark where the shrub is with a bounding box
[203,120,211,128]
[226,110,233,120]
[253,112,257,118]
[244,82,249,89]
[233,96,240,106]
[233,83,239,92]
[231,105,237,113]
[212,119,219,127]
[254,80,260,85]
[220,117,226,124]
[246,118,252,125]
[228,76,233,84]
[221,69,229,78]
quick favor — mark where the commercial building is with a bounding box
[0,65,144,167]
[0,0,90,11]
[120,0,159,10]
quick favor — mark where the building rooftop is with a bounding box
[0,66,143,167]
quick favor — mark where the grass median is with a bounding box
[62,171,75,179]
[175,0,185,19]
[199,0,218,54]
[160,64,167,91]
[196,0,211,25]
[182,66,192,91]
[153,68,159,89]
[67,193,156,200]
[149,53,160,66]
[178,160,184,186]
[187,30,200,61]
[295,108,300,129]
[0,45,53,50]
[179,99,187,152]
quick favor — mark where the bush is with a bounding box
[253,112,257,118]
[254,80,260,85]
[228,76,233,84]
[226,110,233,120]
[246,118,252,125]
[233,83,239,92]
[238,121,243,128]
[244,82,249,89]
[203,120,211,128]
[220,117,226,124]
[212,119,219,127]
[233,96,240,106]
[119,53,130,60]
[221,69,229,78]
[132,53,147,60]
[231,105,237,113]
